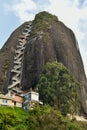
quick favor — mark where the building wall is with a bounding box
[23,91,39,102]
[0,98,14,106]
[14,95,23,103]
[0,97,22,107]
[31,92,39,101]
[16,102,22,107]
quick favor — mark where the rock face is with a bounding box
[0,12,87,113]
[0,23,27,92]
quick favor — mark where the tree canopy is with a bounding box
[36,62,81,115]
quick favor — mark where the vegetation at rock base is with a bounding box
[0,106,86,130]
[36,62,81,115]
[30,11,58,36]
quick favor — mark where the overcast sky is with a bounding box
[0,0,87,77]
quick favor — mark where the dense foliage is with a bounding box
[30,11,58,36]
[0,106,85,130]
[37,62,81,115]
[0,107,28,130]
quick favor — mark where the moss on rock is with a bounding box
[30,11,58,36]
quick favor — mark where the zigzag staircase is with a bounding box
[8,22,32,93]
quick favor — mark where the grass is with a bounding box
[0,106,87,130]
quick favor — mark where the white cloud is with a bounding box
[4,0,50,22]
[5,0,37,22]
[4,0,87,77]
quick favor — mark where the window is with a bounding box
[2,99,7,103]
[24,94,31,102]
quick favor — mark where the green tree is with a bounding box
[36,62,81,115]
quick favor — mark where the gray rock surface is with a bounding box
[0,12,87,114]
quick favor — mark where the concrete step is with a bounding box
[11,69,21,73]
[8,81,20,89]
